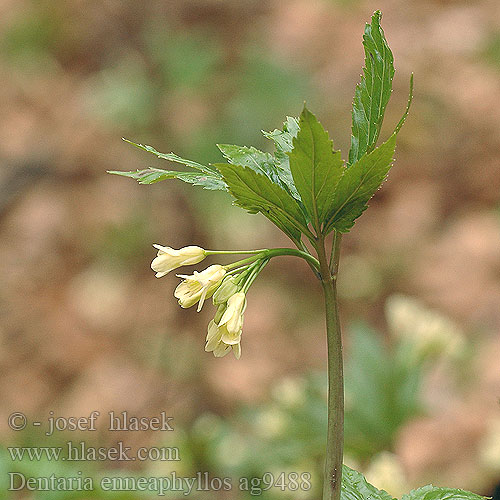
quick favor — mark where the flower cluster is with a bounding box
[151,244,266,359]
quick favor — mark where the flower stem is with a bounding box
[211,248,320,272]
[205,249,267,256]
[264,247,320,270]
[225,255,265,270]
[317,232,344,500]
[225,265,251,276]
[241,258,269,293]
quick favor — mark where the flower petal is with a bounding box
[232,343,241,360]
[213,342,231,357]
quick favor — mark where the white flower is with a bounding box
[174,265,226,311]
[151,245,205,278]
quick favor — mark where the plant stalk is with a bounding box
[317,232,344,500]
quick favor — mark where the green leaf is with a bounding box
[262,116,301,200]
[288,107,344,229]
[123,138,219,176]
[263,116,300,153]
[348,11,395,166]
[402,485,486,500]
[107,168,226,190]
[109,139,227,190]
[341,468,485,500]
[217,144,285,187]
[325,76,413,234]
[325,133,396,233]
[215,163,309,241]
[341,465,395,500]
[216,143,307,222]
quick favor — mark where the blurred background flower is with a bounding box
[1,0,500,498]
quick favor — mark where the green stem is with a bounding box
[317,233,344,500]
[296,238,321,280]
[242,259,269,293]
[205,249,266,256]
[225,265,251,276]
[213,248,320,272]
[225,255,264,270]
[329,231,342,275]
[264,247,319,270]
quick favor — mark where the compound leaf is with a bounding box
[217,144,284,187]
[109,139,227,190]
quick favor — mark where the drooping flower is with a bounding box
[219,292,246,336]
[174,264,226,311]
[151,245,206,278]
[205,319,242,359]
[204,292,246,359]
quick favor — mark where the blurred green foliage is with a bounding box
[1,6,61,66]
[482,32,500,71]
[0,320,436,500]
[0,291,471,499]
[344,323,423,460]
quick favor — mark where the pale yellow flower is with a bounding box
[151,245,206,278]
[219,292,246,335]
[204,292,246,359]
[174,264,226,311]
[205,318,242,360]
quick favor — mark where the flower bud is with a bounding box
[214,304,226,324]
[212,275,240,305]
[151,245,206,278]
